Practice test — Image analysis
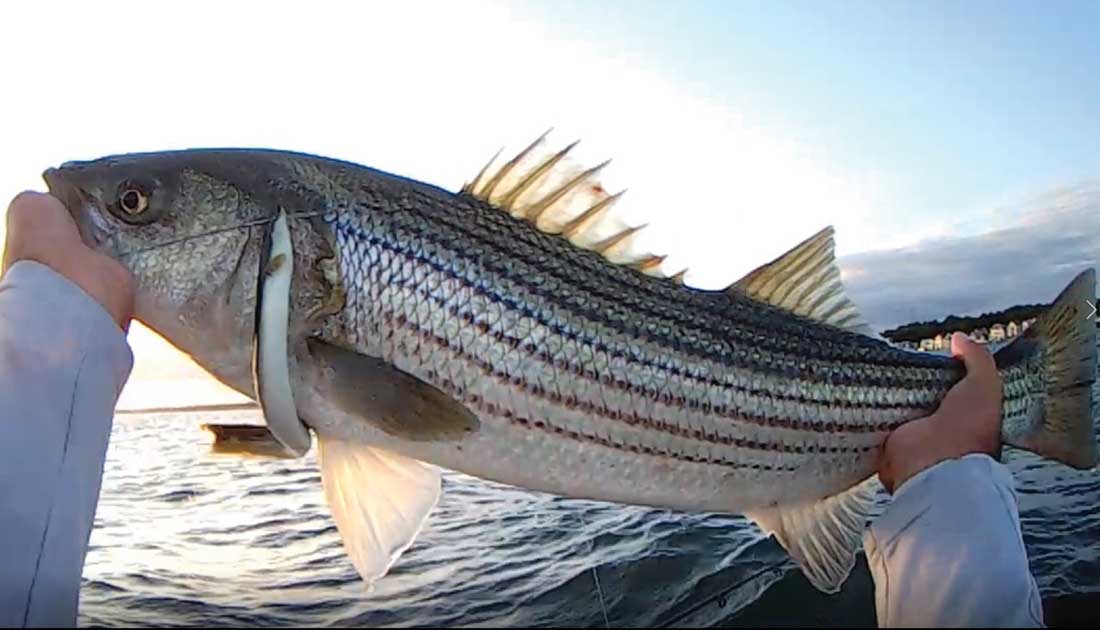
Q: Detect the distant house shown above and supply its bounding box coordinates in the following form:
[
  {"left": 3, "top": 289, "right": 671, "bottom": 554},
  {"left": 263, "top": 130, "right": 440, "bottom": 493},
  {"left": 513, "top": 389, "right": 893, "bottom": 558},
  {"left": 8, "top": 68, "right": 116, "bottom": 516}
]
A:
[
  {"left": 989, "top": 323, "right": 1006, "bottom": 342},
  {"left": 920, "top": 338, "right": 936, "bottom": 351},
  {"left": 970, "top": 328, "right": 988, "bottom": 343},
  {"left": 933, "top": 334, "right": 947, "bottom": 350},
  {"left": 1006, "top": 321, "right": 1019, "bottom": 338},
  {"left": 1022, "top": 318, "right": 1035, "bottom": 332}
]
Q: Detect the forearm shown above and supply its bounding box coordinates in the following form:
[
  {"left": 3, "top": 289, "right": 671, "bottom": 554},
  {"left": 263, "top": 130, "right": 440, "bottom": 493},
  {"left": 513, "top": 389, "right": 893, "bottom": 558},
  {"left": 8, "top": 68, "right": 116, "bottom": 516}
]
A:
[
  {"left": 0, "top": 260, "right": 133, "bottom": 628},
  {"left": 863, "top": 454, "right": 1044, "bottom": 627}
]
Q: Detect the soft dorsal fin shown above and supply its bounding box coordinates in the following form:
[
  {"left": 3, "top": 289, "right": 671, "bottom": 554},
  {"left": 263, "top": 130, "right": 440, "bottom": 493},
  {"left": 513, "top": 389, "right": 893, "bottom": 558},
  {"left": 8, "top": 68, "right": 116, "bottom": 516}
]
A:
[
  {"left": 462, "top": 131, "right": 681, "bottom": 280},
  {"left": 731, "top": 226, "right": 874, "bottom": 335}
]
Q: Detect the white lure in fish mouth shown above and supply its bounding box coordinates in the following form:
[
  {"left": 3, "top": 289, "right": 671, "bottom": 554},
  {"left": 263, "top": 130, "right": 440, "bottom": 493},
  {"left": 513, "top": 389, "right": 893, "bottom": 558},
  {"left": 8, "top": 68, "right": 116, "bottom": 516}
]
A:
[{"left": 252, "top": 207, "right": 313, "bottom": 457}]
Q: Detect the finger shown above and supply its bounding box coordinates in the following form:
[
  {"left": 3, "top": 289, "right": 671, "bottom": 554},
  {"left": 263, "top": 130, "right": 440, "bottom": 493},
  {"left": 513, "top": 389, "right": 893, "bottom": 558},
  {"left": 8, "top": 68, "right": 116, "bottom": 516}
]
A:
[
  {"left": 2, "top": 191, "right": 49, "bottom": 272},
  {"left": 6, "top": 190, "right": 84, "bottom": 255},
  {"left": 7, "top": 191, "right": 79, "bottom": 231},
  {"left": 878, "top": 455, "right": 896, "bottom": 494},
  {"left": 7, "top": 190, "right": 65, "bottom": 221},
  {"left": 950, "top": 332, "right": 997, "bottom": 381}
]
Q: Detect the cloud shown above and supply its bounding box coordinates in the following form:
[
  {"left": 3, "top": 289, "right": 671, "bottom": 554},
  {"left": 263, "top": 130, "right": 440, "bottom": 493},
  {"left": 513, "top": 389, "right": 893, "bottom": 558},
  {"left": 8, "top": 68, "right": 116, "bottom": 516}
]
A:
[{"left": 839, "top": 180, "right": 1100, "bottom": 333}]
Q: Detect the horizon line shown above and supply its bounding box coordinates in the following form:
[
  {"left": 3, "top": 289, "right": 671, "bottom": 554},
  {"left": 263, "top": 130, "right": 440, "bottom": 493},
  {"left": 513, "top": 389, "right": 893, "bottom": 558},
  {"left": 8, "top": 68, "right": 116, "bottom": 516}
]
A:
[{"left": 115, "top": 402, "right": 259, "bottom": 415}]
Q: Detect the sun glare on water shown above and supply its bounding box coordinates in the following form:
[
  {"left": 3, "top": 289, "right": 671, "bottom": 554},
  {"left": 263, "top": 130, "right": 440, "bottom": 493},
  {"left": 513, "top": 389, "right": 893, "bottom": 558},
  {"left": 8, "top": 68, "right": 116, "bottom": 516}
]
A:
[{"left": 114, "top": 325, "right": 253, "bottom": 411}]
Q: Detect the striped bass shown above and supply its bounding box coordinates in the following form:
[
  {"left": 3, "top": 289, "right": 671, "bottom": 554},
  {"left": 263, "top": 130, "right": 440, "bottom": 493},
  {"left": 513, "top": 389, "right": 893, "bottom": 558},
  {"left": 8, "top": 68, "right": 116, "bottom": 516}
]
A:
[{"left": 42, "top": 133, "right": 1098, "bottom": 594}]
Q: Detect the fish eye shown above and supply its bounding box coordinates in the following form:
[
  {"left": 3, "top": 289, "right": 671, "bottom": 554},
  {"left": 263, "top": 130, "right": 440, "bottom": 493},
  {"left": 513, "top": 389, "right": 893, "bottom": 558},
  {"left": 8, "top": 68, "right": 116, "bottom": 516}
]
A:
[{"left": 119, "top": 187, "right": 148, "bottom": 215}]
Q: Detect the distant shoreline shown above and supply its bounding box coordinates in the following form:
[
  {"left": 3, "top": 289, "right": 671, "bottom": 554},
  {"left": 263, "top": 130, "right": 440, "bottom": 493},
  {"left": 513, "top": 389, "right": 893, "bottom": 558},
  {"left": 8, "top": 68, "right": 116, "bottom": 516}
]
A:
[{"left": 115, "top": 402, "right": 259, "bottom": 415}]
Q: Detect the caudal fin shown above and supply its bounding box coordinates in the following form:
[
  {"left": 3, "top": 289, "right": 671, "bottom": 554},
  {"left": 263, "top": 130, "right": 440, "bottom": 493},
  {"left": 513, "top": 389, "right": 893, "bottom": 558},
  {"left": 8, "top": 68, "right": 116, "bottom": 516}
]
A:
[{"left": 996, "top": 268, "right": 1098, "bottom": 469}]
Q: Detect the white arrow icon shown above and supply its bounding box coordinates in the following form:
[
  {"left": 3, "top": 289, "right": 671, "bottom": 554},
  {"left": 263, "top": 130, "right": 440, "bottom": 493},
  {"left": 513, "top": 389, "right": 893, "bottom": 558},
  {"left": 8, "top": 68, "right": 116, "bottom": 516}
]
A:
[{"left": 1087, "top": 300, "right": 1097, "bottom": 320}]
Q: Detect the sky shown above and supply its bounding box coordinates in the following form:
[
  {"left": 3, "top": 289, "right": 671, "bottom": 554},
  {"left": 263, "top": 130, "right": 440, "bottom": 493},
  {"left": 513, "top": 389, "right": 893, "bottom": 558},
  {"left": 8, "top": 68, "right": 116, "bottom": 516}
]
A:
[{"left": 0, "top": 0, "right": 1096, "bottom": 409}]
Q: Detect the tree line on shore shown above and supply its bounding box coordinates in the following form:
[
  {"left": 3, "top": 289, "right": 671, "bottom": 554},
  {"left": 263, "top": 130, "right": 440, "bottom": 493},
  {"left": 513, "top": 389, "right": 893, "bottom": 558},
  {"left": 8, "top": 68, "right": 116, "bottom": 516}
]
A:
[{"left": 880, "top": 303, "right": 1049, "bottom": 343}]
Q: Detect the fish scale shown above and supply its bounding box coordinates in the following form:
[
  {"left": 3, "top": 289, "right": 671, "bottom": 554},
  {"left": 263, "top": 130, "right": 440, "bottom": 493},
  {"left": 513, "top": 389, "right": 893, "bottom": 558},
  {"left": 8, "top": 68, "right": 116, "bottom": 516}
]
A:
[
  {"left": 324, "top": 205, "right": 905, "bottom": 486},
  {"left": 352, "top": 218, "right": 919, "bottom": 415}
]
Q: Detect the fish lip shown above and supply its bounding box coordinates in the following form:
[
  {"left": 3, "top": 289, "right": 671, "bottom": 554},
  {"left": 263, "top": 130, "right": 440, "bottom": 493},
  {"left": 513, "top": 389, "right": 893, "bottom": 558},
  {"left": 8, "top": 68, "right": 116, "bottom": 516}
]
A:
[{"left": 41, "top": 167, "right": 107, "bottom": 250}]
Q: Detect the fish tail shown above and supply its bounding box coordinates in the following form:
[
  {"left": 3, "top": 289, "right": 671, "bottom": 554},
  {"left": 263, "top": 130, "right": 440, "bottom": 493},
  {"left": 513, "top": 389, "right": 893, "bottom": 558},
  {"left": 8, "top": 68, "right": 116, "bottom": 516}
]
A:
[{"left": 995, "top": 268, "right": 1097, "bottom": 469}]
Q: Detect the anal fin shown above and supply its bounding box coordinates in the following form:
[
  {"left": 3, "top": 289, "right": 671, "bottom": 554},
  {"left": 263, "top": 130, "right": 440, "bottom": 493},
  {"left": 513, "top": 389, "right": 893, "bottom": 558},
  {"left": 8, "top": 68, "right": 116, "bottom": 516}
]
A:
[
  {"left": 319, "top": 437, "right": 441, "bottom": 584},
  {"left": 743, "top": 476, "right": 884, "bottom": 594}
]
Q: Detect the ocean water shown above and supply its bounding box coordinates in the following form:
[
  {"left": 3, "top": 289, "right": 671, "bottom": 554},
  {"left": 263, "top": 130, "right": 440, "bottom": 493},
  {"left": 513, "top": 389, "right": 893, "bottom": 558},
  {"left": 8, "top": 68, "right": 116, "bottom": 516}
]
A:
[{"left": 79, "top": 404, "right": 1100, "bottom": 627}]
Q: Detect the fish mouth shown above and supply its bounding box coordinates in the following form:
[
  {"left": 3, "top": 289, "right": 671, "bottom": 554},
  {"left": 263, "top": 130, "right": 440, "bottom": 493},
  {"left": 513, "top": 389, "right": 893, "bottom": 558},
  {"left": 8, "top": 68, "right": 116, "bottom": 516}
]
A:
[{"left": 41, "top": 167, "right": 108, "bottom": 250}]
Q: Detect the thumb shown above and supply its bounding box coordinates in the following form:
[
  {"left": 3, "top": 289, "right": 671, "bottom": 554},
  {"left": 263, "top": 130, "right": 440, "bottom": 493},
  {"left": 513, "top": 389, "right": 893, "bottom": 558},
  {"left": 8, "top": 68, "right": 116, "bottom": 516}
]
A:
[{"left": 951, "top": 332, "right": 997, "bottom": 381}]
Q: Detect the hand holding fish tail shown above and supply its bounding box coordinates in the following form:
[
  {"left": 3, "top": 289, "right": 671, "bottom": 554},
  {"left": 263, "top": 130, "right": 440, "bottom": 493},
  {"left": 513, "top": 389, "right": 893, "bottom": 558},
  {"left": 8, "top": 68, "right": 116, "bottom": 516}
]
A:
[{"left": 878, "top": 332, "right": 1003, "bottom": 493}]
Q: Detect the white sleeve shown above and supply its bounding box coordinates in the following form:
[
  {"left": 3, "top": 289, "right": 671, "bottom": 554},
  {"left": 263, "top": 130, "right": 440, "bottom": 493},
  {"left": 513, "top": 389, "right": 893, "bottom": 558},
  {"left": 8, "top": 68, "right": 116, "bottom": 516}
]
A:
[
  {"left": 862, "top": 453, "right": 1045, "bottom": 628},
  {"left": 0, "top": 260, "right": 133, "bottom": 628}
]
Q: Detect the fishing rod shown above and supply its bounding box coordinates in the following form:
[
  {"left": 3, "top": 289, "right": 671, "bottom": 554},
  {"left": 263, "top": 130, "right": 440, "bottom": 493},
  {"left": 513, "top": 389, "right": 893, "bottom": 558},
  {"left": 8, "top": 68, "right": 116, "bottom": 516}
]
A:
[{"left": 657, "top": 558, "right": 791, "bottom": 628}]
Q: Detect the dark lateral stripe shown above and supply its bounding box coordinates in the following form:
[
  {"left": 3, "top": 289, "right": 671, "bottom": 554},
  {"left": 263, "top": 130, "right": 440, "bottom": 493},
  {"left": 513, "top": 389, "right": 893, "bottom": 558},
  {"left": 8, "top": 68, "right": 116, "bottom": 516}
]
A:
[
  {"left": 386, "top": 288, "right": 1041, "bottom": 440},
  {"left": 373, "top": 269, "right": 926, "bottom": 432},
  {"left": 395, "top": 195, "right": 951, "bottom": 373},
  {"left": 381, "top": 309, "right": 895, "bottom": 453},
  {"left": 337, "top": 220, "right": 948, "bottom": 418},
  {"left": 336, "top": 215, "right": 951, "bottom": 388},
  {"left": 421, "top": 196, "right": 808, "bottom": 343},
  {"left": 504, "top": 411, "right": 802, "bottom": 472},
  {"left": 404, "top": 323, "right": 867, "bottom": 471}
]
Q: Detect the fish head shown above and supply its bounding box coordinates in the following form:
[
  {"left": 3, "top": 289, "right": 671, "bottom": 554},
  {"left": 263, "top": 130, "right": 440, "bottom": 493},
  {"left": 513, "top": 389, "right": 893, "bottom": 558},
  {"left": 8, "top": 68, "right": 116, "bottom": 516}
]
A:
[{"left": 42, "top": 149, "right": 312, "bottom": 396}]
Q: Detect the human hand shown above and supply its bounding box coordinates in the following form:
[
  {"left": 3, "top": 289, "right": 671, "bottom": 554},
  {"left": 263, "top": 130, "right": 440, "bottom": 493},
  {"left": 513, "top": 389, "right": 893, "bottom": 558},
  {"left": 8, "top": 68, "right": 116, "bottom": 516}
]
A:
[
  {"left": 3, "top": 191, "right": 134, "bottom": 331},
  {"left": 878, "top": 332, "right": 1003, "bottom": 494}
]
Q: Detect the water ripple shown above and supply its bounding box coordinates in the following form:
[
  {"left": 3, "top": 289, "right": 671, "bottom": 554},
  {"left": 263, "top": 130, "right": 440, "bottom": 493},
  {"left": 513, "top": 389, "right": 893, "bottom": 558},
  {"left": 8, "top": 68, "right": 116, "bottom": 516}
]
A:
[{"left": 79, "top": 410, "right": 1100, "bottom": 627}]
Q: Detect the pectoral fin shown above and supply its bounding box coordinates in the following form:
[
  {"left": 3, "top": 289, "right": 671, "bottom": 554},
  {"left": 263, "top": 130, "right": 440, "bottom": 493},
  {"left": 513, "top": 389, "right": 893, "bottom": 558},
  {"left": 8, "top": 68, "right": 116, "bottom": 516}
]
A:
[
  {"left": 743, "top": 476, "right": 884, "bottom": 593},
  {"left": 306, "top": 337, "right": 480, "bottom": 442},
  {"left": 319, "top": 437, "right": 441, "bottom": 585}
]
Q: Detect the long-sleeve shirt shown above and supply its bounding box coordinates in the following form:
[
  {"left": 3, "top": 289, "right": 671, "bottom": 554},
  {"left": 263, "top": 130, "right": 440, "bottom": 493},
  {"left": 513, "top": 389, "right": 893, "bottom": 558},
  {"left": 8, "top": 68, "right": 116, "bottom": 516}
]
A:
[
  {"left": 863, "top": 453, "right": 1046, "bottom": 627},
  {"left": 0, "top": 260, "right": 133, "bottom": 628},
  {"left": 0, "top": 259, "right": 1045, "bottom": 627}
]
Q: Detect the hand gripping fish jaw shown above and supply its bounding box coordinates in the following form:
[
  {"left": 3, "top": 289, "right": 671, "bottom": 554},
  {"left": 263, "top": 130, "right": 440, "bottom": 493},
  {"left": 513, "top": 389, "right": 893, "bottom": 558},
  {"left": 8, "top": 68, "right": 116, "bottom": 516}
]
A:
[{"left": 251, "top": 207, "right": 312, "bottom": 457}]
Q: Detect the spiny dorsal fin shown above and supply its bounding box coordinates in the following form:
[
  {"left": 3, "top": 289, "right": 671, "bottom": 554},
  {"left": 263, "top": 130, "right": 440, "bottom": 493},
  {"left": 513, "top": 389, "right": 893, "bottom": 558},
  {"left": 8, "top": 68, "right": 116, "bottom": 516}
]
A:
[
  {"left": 731, "top": 226, "right": 874, "bottom": 335},
  {"left": 462, "top": 132, "right": 681, "bottom": 279}
]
